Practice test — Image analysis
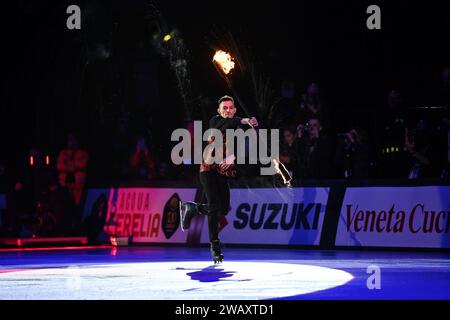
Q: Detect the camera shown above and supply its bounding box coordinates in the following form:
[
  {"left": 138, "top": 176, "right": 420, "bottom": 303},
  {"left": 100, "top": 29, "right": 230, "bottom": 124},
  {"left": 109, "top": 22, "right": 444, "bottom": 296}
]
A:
[{"left": 296, "top": 122, "right": 310, "bottom": 137}]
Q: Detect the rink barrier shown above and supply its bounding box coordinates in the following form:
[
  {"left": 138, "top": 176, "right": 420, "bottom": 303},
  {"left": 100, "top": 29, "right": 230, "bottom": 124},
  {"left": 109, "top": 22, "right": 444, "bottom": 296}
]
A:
[{"left": 81, "top": 178, "right": 450, "bottom": 250}]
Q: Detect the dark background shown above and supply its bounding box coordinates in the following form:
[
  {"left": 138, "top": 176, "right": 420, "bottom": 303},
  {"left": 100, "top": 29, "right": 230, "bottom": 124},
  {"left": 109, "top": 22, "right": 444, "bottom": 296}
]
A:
[{"left": 1, "top": 0, "right": 449, "bottom": 181}]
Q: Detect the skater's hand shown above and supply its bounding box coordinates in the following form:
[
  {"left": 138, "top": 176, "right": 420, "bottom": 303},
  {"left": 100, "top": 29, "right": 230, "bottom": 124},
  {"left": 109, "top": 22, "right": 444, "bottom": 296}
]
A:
[
  {"left": 248, "top": 117, "right": 258, "bottom": 127},
  {"left": 241, "top": 117, "right": 259, "bottom": 127}
]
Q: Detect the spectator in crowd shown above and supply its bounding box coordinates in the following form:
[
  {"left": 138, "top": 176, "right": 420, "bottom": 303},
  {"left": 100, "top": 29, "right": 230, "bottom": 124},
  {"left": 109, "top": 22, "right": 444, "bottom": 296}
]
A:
[
  {"left": 300, "top": 83, "right": 321, "bottom": 114},
  {"left": 404, "top": 119, "right": 434, "bottom": 179},
  {"left": 335, "top": 126, "right": 376, "bottom": 179},
  {"left": 6, "top": 175, "right": 34, "bottom": 237},
  {"left": 296, "top": 116, "right": 333, "bottom": 180},
  {"left": 296, "top": 82, "right": 330, "bottom": 132},
  {"left": 376, "top": 89, "right": 411, "bottom": 179},
  {"left": 277, "top": 80, "right": 297, "bottom": 127},
  {"left": 35, "top": 191, "right": 58, "bottom": 237},
  {"left": 56, "top": 133, "right": 89, "bottom": 207},
  {"left": 36, "top": 174, "right": 76, "bottom": 236},
  {"left": 129, "top": 136, "right": 157, "bottom": 180},
  {"left": 279, "top": 127, "right": 301, "bottom": 180}
]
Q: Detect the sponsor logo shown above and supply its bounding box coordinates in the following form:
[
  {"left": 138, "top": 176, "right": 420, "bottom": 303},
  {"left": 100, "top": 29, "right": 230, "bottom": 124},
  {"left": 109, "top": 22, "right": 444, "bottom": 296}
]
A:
[
  {"left": 105, "top": 190, "right": 161, "bottom": 238},
  {"left": 233, "top": 202, "right": 323, "bottom": 230},
  {"left": 345, "top": 203, "right": 450, "bottom": 234},
  {"left": 161, "top": 193, "right": 181, "bottom": 239}
]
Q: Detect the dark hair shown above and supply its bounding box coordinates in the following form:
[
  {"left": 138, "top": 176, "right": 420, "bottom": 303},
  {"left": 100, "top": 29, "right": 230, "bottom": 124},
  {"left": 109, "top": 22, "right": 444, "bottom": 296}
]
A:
[
  {"left": 218, "top": 95, "right": 234, "bottom": 105},
  {"left": 282, "top": 126, "right": 297, "bottom": 135}
]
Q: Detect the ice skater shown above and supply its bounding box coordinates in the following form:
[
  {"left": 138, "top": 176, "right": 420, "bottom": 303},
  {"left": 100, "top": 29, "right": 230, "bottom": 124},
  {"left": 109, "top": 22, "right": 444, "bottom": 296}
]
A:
[{"left": 179, "top": 95, "right": 258, "bottom": 263}]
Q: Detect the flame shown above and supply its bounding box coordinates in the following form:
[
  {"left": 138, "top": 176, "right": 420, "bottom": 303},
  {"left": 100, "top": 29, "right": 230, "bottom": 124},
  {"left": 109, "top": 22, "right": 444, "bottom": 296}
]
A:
[{"left": 213, "top": 50, "right": 235, "bottom": 75}]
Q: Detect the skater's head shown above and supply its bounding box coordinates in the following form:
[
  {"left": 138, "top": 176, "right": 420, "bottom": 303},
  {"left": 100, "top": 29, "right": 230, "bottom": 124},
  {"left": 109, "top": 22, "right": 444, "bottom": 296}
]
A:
[{"left": 217, "top": 95, "right": 236, "bottom": 119}]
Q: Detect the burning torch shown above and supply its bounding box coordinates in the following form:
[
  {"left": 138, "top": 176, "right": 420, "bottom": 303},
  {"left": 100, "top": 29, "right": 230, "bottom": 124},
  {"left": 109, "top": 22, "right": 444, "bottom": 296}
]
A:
[{"left": 212, "top": 50, "right": 293, "bottom": 187}]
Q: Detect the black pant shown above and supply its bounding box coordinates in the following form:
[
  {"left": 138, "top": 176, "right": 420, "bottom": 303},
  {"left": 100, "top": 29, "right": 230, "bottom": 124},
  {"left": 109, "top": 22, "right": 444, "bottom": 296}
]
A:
[{"left": 199, "top": 171, "right": 230, "bottom": 242}]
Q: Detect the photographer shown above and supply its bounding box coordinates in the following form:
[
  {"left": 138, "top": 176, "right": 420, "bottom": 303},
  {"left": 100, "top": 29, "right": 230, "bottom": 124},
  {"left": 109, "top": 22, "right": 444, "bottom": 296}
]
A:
[
  {"left": 296, "top": 83, "right": 331, "bottom": 133},
  {"left": 335, "top": 127, "right": 375, "bottom": 179},
  {"left": 296, "top": 117, "right": 333, "bottom": 181},
  {"left": 375, "top": 89, "right": 411, "bottom": 179}
]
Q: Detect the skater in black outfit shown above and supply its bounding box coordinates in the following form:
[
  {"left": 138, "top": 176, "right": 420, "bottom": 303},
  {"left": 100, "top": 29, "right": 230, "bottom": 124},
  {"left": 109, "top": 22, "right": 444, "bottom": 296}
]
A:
[{"left": 180, "top": 95, "right": 258, "bottom": 263}]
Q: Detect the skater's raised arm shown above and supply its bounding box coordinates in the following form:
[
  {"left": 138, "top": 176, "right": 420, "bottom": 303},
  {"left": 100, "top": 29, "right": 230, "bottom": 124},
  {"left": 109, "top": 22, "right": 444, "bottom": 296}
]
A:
[{"left": 210, "top": 115, "right": 242, "bottom": 131}]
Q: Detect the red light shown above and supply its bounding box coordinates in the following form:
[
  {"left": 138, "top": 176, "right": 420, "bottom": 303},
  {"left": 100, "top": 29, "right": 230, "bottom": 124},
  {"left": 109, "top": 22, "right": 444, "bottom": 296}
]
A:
[
  {"left": 29, "top": 156, "right": 34, "bottom": 166},
  {"left": 46, "top": 155, "right": 50, "bottom": 166},
  {"left": 17, "top": 239, "right": 22, "bottom": 247},
  {"left": 110, "top": 236, "right": 118, "bottom": 246},
  {"left": 0, "top": 245, "right": 111, "bottom": 253}
]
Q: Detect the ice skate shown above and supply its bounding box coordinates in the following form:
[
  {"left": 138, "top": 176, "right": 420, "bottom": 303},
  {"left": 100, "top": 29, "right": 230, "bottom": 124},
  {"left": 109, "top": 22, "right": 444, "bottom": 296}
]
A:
[
  {"left": 210, "top": 240, "right": 224, "bottom": 264},
  {"left": 179, "top": 201, "right": 200, "bottom": 231}
]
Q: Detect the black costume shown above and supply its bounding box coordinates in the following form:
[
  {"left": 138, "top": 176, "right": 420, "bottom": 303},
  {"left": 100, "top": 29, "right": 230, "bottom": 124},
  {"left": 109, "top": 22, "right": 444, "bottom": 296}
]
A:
[
  {"left": 180, "top": 114, "right": 244, "bottom": 263},
  {"left": 201, "top": 115, "right": 242, "bottom": 240}
]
